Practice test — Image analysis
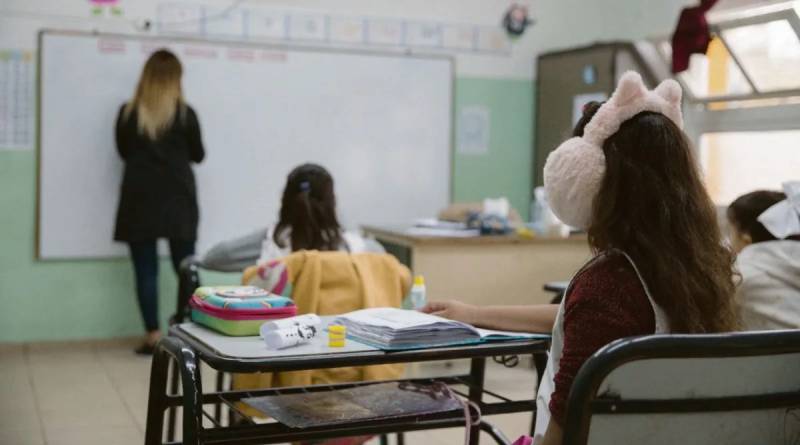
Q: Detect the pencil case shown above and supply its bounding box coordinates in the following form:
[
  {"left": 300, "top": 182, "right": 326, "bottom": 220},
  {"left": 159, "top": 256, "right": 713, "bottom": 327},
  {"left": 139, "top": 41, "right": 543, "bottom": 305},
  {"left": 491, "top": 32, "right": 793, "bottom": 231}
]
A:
[{"left": 189, "top": 286, "right": 297, "bottom": 336}]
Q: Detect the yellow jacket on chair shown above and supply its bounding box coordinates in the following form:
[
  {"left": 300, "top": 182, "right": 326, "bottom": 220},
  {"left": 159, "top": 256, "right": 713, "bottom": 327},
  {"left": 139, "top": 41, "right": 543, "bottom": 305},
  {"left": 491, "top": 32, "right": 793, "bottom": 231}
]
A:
[{"left": 235, "top": 251, "right": 411, "bottom": 417}]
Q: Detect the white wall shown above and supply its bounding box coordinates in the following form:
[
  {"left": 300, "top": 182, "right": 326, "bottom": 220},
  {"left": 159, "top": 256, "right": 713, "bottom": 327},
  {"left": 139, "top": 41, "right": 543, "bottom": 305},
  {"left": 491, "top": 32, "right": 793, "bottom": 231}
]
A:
[{"left": 1, "top": 0, "right": 695, "bottom": 79}]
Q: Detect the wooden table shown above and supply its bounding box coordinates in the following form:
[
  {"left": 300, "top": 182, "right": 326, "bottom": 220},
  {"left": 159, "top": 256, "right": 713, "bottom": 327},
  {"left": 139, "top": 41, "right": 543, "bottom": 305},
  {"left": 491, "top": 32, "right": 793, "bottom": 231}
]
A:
[{"left": 362, "top": 225, "right": 591, "bottom": 306}]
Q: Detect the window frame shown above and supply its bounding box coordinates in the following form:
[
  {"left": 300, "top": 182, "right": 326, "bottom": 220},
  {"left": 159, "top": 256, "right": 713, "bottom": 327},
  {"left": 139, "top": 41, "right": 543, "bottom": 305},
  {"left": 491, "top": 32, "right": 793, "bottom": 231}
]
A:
[{"left": 656, "top": 4, "right": 800, "bottom": 104}]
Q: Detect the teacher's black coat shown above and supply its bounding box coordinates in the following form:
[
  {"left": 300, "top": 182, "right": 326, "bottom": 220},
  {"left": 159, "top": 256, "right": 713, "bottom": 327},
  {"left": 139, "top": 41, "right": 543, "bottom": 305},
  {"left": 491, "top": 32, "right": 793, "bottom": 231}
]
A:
[{"left": 113, "top": 104, "right": 205, "bottom": 242}]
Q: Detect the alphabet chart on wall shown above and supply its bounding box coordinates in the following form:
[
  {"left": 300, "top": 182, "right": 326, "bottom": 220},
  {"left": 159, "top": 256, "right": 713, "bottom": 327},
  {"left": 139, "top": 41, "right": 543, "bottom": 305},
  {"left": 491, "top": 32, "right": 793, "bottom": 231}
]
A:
[{"left": 0, "top": 50, "right": 35, "bottom": 151}]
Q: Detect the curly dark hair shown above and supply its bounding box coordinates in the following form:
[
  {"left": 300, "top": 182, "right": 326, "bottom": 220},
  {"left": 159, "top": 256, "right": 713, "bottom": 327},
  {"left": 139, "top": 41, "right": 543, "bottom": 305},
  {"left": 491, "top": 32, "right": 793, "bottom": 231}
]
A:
[{"left": 575, "top": 101, "right": 739, "bottom": 333}]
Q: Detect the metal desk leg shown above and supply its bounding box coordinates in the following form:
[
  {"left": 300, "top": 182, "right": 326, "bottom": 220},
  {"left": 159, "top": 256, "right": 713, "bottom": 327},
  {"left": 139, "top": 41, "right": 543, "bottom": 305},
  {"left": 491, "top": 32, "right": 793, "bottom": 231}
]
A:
[
  {"left": 214, "top": 371, "right": 225, "bottom": 422},
  {"left": 468, "top": 357, "right": 487, "bottom": 445},
  {"left": 145, "top": 340, "right": 171, "bottom": 445},
  {"left": 166, "top": 358, "right": 179, "bottom": 442},
  {"left": 145, "top": 336, "right": 205, "bottom": 445},
  {"left": 480, "top": 421, "right": 511, "bottom": 445}
]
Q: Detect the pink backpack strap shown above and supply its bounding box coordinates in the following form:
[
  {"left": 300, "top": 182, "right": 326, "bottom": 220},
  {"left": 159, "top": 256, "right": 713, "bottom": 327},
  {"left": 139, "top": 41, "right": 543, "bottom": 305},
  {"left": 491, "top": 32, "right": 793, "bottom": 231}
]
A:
[{"left": 512, "top": 436, "right": 533, "bottom": 445}]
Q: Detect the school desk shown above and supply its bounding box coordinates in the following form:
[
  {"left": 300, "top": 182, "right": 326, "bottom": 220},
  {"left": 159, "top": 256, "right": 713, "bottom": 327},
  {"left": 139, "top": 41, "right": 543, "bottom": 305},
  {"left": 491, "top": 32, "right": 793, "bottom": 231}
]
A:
[
  {"left": 361, "top": 225, "right": 591, "bottom": 306},
  {"left": 144, "top": 321, "right": 549, "bottom": 445}
]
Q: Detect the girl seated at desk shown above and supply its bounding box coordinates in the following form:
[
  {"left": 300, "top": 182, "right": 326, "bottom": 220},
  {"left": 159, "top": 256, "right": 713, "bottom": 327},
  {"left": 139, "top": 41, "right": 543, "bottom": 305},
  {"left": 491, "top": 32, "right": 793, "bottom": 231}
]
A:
[
  {"left": 727, "top": 185, "right": 800, "bottom": 330},
  {"left": 258, "top": 163, "right": 373, "bottom": 261},
  {"left": 202, "top": 163, "right": 382, "bottom": 272},
  {"left": 423, "top": 72, "right": 739, "bottom": 445}
]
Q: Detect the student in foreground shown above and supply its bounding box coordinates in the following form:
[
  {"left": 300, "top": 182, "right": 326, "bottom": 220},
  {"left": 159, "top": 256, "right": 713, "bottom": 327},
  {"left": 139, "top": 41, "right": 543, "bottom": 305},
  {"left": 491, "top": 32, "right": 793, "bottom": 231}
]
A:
[
  {"left": 727, "top": 183, "right": 800, "bottom": 330},
  {"left": 422, "top": 71, "right": 738, "bottom": 445}
]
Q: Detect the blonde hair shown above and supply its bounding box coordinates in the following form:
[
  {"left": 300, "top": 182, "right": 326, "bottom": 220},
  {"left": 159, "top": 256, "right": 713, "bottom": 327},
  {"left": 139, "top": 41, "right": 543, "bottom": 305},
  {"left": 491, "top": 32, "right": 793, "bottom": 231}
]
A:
[{"left": 124, "top": 49, "right": 184, "bottom": 140}]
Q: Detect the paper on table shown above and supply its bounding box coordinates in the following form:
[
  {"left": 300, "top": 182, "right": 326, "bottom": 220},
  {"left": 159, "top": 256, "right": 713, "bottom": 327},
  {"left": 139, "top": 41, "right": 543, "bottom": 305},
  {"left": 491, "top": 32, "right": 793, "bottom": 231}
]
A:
[
  {"left": 475, "top": 327, "right": 550, "bottom": 340},
  {"left": 337, "top": 308, "right": 471, "bottom": 330},
  {"left": 405, "top": 227, "right": 480, "bottom": 238},
  {"left": 414, "top": 218, "right": 468, "bottom": 230},
  {"left": 333, "top": 308, "right": 549, "bottom": 350}
]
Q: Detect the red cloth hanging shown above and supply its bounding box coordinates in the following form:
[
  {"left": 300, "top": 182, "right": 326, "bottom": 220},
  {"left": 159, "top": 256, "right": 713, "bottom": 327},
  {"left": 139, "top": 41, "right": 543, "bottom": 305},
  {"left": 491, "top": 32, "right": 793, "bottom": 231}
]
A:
[{"left": 671, "top": 0, "right": 719, "bottom": 74}]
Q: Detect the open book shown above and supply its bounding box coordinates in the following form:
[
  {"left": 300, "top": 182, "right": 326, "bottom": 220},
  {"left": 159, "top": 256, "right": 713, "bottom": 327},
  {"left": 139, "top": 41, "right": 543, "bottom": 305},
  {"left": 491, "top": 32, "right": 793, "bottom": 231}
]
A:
[{"left": 332, "top": 308, "right": 550, "bottom": 350}]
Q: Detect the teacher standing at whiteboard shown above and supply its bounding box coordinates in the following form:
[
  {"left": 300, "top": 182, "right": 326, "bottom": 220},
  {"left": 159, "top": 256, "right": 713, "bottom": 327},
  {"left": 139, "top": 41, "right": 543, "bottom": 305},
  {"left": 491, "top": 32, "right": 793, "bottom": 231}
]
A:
[{"left": 113, "top": 49, "right": 205, "bottom": 354}]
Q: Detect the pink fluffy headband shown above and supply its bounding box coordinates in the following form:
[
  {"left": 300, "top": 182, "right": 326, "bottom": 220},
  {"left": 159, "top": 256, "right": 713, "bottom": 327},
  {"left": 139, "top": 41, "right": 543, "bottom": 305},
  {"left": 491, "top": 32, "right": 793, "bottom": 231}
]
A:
[{"left": 542, "top": 71, "right": 684, "bottom": 229}]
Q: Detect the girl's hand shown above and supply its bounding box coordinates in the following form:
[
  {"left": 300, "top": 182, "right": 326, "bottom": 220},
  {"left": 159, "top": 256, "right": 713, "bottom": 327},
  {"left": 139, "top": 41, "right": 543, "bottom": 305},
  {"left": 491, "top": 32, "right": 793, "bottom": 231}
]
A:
[{"left": 420, "top": 300, "right": 479, "bottom": 325}]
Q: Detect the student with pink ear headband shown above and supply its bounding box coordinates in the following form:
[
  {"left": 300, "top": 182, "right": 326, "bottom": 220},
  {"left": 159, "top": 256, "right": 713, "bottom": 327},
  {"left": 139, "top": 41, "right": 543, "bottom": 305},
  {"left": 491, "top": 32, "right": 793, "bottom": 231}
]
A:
[
  {"left": 423, "top": 71, "right": 738, "bottom": 444},
  {"left": 543, "top": 71, "right": 684, "bottom": 230}
]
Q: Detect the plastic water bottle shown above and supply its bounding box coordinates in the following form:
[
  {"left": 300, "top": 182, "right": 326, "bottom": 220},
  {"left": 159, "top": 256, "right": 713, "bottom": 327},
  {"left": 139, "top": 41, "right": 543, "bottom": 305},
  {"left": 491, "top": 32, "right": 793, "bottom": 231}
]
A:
[
  {"left": 529, "top": 187, "right": 545, "bottom": 235},
  {"left": 409, "top": 275, "right": 427, "bottom": 310}
]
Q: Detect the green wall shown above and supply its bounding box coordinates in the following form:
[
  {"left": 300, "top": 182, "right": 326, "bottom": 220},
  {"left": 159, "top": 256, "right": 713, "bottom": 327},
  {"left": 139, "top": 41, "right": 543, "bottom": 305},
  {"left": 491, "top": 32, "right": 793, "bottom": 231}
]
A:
[
  {"left": 453, "top": 77, "right": 534, "bottom": 218},
  {"left": 0, "top": 76, "right": 535, "bottom": 342}
]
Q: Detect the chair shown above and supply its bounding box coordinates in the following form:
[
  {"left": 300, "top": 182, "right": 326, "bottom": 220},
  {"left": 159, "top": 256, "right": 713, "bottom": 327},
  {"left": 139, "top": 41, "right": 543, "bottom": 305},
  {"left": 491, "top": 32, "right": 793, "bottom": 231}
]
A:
[
  {"left": 562, "top": 329, "right": 800, "bottom": 445},
  {"left": 543, "top": 280, "right": 569, "bottom": 304}
]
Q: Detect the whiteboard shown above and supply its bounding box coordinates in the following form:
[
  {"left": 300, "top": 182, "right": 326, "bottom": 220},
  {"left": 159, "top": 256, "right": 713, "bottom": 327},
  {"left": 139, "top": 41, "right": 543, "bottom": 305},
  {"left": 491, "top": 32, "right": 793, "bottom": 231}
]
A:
[{"left": 38, "top": 31, "right": 452, "bottom": 259}]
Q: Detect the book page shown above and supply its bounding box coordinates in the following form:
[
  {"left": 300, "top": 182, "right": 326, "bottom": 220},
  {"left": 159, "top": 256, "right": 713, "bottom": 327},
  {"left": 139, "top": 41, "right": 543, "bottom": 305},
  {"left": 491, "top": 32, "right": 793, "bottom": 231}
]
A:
[
  {"left": 338, "top": 308, "right": 472, "bottom": 331},
  {"left": 475, "top": 327, "right": 551, "bottom": 339}
]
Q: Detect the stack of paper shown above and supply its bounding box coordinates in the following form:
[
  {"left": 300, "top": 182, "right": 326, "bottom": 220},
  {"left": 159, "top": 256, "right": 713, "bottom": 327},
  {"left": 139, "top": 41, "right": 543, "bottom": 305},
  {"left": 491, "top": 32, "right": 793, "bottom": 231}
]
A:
[
  {"left": 409, "top": 218, "right": 480, "bottom": 237},
  {"left": 332, "top": 308, "right": 548, "bottom": 350}
]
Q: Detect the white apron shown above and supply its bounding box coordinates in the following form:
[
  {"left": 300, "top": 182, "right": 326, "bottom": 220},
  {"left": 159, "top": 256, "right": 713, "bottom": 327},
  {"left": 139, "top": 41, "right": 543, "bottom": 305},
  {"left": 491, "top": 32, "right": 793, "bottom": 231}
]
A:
[{"left": 533, "top": 250, "right": 671, "bottom": 443}]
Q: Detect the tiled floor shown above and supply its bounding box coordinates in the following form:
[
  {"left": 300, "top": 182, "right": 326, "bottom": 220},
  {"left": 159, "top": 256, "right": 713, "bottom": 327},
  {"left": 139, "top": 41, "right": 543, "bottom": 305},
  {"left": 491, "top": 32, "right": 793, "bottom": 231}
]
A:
[{"left": 0, "top": 340, "right": 539, "bottom": 445}]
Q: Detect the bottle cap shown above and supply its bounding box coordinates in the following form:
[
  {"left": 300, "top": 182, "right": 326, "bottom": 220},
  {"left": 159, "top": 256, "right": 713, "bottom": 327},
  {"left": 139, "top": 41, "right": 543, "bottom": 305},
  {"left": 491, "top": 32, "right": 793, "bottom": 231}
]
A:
[
  {"left": 328, "top": 324, "right": 346, "bottom": 334},
  {"left": 413, "top": 275, "right": 425, "bottom": 286}
]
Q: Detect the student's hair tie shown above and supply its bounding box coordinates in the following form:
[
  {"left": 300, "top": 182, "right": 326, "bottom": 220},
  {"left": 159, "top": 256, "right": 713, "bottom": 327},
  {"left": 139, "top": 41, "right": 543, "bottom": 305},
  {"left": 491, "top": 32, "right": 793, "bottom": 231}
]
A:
[
  {"left": 299, "top": 181, "right": 311, "bottom": 193},
  {"left": 758, "top": 181, "right": 800, "bottom": 239},
  {"left": 543, "top": 71, "right": 684, "bottom": 229}
]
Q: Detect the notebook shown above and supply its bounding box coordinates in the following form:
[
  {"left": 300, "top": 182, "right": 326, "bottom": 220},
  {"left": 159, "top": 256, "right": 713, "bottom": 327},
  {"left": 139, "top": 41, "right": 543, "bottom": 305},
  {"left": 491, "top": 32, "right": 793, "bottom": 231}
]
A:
[{"left": 332, "top": 307, "right": 550, "bottom": 350}]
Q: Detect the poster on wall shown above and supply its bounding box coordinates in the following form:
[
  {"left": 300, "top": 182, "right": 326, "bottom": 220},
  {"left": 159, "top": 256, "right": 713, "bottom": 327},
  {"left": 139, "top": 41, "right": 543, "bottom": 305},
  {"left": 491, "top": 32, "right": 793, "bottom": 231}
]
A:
[
  {"left": 289, "top": 15, "right": 327, "bottom": 41},
  {"left": 248, "top": 10, "right": 288, "bottom": 40},
  {"left": 204, "top": 6, "right": 245, "bottom": 37},
  {"left": 0, "top": 49, "right": 35, "bottom": 151},
  {"left": 457, "top": 106, "right": 490, "bottom": 155},
  {"left": 156, "top": 2, "right": 512, "bottom": 54},
  {"left": 330, "top": 17, "right": 365, "bottom": 44}
]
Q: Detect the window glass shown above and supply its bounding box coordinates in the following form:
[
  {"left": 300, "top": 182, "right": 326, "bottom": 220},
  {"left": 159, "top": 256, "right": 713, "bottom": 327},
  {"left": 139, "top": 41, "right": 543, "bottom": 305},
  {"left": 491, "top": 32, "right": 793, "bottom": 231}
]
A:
[
  {"left": 722, "top": 19, "right": 800, "bottom": 91},
  {"left": 659, "top": 40, "right": 752, "bottom": 98},
  {"left": 700, "top": 131, "right": 800, "bottom": 205}
]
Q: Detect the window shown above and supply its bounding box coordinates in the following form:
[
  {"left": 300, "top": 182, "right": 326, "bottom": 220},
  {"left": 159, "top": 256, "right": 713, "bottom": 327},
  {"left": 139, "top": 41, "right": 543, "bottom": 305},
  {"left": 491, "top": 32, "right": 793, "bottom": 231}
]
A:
[
  {"left": 655, "top": 2, "right": 800, "bottom": 102},
  {"left": 722, "top": 19, "right": 800, "bottom": 91},
  {"left": 699, "top": 131, "right": 800, "bottom": 205},
  {"left": 659, "top": 40, "right": 752, "bottom": 98}
]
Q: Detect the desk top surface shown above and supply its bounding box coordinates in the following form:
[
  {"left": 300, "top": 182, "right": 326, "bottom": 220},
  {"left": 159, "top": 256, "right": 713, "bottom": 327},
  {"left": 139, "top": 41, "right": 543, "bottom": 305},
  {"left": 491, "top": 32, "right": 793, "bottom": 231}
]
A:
[
  {"left": 361, "top": 225, "right": 588, "bottom": 247},
  {"left": 178, "top": 320, "right": 378, "bottom": 359},
  {"left": 170, "top": 322, "right": 549, "bottom": 373}
]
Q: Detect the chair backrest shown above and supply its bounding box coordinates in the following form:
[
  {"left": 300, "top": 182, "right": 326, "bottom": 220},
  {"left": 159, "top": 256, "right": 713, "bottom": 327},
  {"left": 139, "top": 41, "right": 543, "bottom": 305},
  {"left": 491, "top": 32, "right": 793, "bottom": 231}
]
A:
[
  {"left": 563, "top": 330, "right": 800, "bottom": 445},
  {"left": 172, "top": 255, "right": 202, "bottom": 324}
]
